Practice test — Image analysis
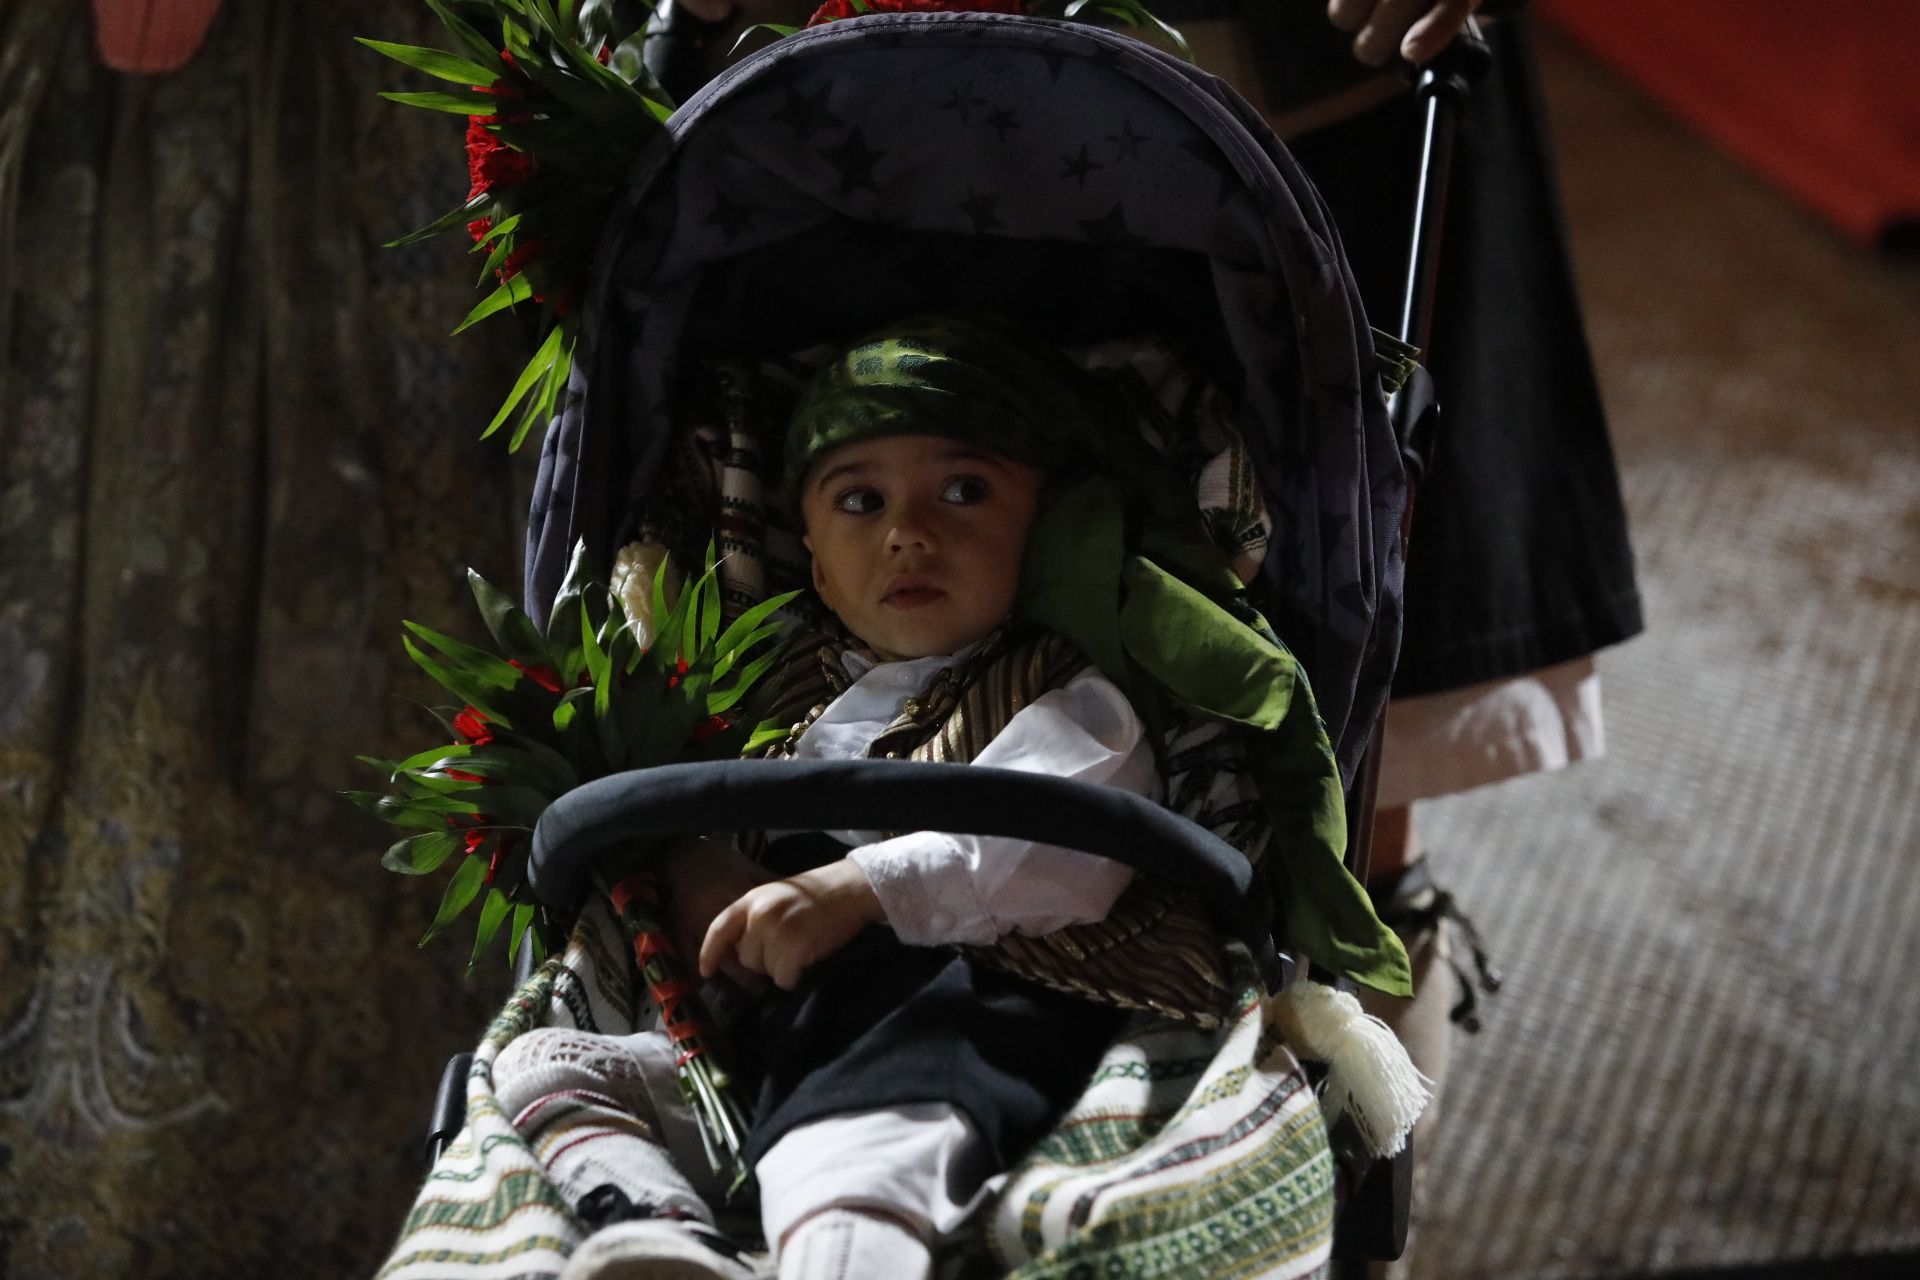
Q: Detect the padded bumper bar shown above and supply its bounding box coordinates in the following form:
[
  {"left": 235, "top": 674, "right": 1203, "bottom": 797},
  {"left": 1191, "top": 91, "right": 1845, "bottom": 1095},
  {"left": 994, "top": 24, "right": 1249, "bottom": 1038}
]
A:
[{"left": 529, "top": 758, "right": 1293, "bottom": 991}]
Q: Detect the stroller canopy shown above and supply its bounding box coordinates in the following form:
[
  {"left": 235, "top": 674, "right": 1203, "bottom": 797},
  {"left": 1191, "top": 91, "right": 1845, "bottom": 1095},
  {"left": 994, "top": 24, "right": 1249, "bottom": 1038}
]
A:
[{"left": 527, "top": 11, "right": 1406, "bottom": 777}]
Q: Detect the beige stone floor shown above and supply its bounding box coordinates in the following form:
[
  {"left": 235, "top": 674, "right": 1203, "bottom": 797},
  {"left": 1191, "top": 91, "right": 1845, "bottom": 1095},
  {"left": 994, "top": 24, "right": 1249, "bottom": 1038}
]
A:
[{"left": 1398, "top": 26, "right": 1920, "bottom": 1280}]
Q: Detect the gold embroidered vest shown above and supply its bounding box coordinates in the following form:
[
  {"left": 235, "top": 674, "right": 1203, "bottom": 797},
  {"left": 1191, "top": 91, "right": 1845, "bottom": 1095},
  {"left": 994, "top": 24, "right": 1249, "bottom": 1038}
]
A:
[{"left": 756, "top": 625, "right": 1238, "bottom": 1027}]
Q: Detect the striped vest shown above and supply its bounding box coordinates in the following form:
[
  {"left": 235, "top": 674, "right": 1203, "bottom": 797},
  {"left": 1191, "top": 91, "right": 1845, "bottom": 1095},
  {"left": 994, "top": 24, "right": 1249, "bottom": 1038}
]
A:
[{"left": 756, "top": 625, "right": 1244, "bottom": 1027}]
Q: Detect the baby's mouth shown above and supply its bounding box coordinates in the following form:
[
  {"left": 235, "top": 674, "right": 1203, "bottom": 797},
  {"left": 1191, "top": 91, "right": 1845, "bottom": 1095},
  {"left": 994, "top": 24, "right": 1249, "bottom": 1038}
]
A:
[{"left": 883, "top": 580, "right": 946, "bottom": 609}]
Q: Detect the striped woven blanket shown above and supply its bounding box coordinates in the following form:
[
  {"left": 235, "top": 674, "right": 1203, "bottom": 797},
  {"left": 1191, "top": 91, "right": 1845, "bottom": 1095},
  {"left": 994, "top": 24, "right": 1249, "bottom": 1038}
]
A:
[
  {"left": 374, "top": 904, "right": 1331, "bottom": 1280},
  {"left": 991, "top": 955, "right": 1334, "bottom": 1279}
]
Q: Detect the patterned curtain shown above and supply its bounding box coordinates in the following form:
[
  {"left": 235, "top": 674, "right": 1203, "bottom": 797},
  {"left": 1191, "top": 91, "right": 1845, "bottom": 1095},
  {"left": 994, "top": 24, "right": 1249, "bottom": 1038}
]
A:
[{"left": 1, "top": 2, "right": 538, "bottom": 1274}]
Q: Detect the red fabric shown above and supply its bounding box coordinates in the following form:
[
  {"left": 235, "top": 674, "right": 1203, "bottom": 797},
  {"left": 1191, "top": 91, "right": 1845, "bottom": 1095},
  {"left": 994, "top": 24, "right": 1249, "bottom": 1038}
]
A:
[
  {"left": 1540, "top": 0, "right": 1920, "bottom": 246},
  {"left": 92, "top": 0, "right": 225, "bottom": 73}
]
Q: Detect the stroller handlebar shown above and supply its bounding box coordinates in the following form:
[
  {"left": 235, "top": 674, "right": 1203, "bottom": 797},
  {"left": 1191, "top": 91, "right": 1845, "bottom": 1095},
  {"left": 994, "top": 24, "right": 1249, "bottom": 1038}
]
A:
[{"left": 529, "top": 758, "right": 1294, "bottom": 992}]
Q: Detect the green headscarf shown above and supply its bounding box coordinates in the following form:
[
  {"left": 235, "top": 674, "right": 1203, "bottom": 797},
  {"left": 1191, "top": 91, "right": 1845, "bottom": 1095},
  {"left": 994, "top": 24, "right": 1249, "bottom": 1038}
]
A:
[{"left": 787, "top": 314, "right": 1410, "bottom": 996}]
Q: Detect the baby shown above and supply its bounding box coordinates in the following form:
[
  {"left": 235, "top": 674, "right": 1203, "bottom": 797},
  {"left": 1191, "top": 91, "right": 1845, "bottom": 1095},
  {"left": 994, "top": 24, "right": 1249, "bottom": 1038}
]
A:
[
  {"left": 720, "top": 478, "right": 1155, "bottom": 1263},
  {"left": 533, "top": 315, "right": 1167, "bottom": 1280}
]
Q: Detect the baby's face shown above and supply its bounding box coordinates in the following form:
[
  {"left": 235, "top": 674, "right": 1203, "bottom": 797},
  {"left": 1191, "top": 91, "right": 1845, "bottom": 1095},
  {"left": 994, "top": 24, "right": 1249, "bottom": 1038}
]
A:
[{"left": 800, "top": 434, "right": 1045, "bottom": 661}]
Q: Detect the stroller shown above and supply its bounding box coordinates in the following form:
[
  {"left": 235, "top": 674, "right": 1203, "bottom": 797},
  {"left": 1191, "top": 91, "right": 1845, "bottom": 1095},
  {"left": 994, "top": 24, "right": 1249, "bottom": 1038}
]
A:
[{"left": 378, "top": 8, "right": 1471, "bottom": 1278}]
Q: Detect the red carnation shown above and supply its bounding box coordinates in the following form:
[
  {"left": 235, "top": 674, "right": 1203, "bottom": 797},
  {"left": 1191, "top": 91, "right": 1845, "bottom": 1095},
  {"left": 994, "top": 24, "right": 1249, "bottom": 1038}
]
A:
[
  {"left": 692, "top": 715, "right": 732, "bottom": 744},
  {"left": 509, "top": 659, "right": 565, "bottom": 693},
  {"left": 499, "top": 238, "right": 549, "bottom": 286},
  {"left": 464, "top": 113, "right": 540, "bottom": 277},
  {"left": 464, "top": 116, "right": 534, "bottom": 204},
  {"left": 446, "top": 768, "right": 485, "bottom": 784},
  {"left": 467, "top": 209, "right": 547, "bottom": 287},
  {"left": 806, "top": 0, "right": 1023, "bottom": 26},
  {"left": 454, "top": 706, "right": 494, "bottom": 745},
  {"left": 463, "top": 828, "right": 488, "bottom": 857},
  {"left": 463, "top": 59, "right": 538, "bottom": 263}
]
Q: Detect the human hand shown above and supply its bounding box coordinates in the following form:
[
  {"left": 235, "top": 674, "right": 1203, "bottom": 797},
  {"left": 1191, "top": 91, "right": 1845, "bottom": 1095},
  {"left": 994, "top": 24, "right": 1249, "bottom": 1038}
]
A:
[
  {"left": 698, "top": 860, "right": 886, "bottom": 991},
  {"left": 657, "top": 838, "right": 774, "bottom": 989},
  {"left": 1327, "top": 0, "right": 1481, "bottom": 68}
]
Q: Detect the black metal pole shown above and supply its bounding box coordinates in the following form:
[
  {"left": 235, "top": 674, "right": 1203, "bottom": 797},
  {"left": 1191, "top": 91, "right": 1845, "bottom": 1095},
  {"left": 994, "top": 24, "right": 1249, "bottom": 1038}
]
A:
[
  {"left": 1397, "top": 19, "right": 1492, "bottom": 352},
  {"left": 1398, "top": 92, "right": 1458, "bottom": 349},
  {"left": 1346, "top": 21, "right": 1492, "bottom": 891}
]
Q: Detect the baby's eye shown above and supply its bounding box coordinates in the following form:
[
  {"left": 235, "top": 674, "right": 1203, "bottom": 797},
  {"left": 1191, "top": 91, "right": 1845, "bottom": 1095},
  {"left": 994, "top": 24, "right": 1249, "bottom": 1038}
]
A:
[
  {"left": 834, "top": 487, "right": 883, "bottom": 515},
  {"left": 940, "top": 475, "right": 989, "bottom": 505}
]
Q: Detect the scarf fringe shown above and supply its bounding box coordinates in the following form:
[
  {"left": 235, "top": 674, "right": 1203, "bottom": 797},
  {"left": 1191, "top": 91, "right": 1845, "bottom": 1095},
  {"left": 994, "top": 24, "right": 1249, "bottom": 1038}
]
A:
[{"left": 1270, "top": 980, "right": 1431, "bottom": 1158}]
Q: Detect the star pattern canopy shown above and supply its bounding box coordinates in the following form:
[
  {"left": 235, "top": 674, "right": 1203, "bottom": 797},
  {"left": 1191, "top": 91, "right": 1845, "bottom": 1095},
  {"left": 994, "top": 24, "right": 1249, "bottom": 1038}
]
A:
[{"left": 527, "top": 11, "right": 1405, "bottom": 779}]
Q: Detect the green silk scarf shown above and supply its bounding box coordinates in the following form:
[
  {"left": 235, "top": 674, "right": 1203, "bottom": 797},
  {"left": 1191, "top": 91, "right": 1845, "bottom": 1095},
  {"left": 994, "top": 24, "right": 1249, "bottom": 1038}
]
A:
[{"left": 786, "top": 314, "right": 1409, "bottom": 995}]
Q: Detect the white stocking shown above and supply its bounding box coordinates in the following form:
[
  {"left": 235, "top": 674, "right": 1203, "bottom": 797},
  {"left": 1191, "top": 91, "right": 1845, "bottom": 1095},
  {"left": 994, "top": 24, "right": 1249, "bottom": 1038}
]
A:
[
  {"left": 756, "top": 1103, "right": 994, "bottom": 1278},
  {"left": 778, "top": 1209, "right": 931, "bottom": 1280}
]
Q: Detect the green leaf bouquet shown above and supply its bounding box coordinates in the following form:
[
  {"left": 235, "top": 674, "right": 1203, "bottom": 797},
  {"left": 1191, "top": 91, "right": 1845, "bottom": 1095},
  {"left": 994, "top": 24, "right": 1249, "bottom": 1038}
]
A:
[{"left": 351, "top": 540, "right": 797, "bottom": 1183}]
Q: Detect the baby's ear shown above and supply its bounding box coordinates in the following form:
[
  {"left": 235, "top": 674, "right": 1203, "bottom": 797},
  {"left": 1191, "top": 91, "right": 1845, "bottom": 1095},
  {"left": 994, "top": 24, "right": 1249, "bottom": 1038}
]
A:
[{"left": 803, "top": 535, "right": 828, "bottom": 598}]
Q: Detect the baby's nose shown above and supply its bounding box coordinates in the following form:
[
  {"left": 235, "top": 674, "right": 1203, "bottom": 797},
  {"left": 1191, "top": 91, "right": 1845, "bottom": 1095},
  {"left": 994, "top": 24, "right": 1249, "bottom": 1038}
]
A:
[{"left": 886, "top": 510, "right": 937, "bottom": 551}]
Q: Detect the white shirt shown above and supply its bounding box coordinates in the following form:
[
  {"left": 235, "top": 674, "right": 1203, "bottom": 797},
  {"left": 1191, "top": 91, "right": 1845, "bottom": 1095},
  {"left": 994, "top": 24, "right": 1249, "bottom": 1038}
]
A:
[{"left": 790, "top": 649, "right": 1157, "bottom": 946}]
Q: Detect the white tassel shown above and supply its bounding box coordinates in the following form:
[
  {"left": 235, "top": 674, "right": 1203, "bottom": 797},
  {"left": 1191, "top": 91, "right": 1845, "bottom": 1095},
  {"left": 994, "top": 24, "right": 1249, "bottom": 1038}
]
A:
[{"left": 1269, "top": 982, "right": 1431, "bottom": 1158}]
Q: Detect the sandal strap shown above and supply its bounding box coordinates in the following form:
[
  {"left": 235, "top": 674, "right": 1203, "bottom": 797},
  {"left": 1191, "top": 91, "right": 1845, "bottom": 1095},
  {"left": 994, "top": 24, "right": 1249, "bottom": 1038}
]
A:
[
  {"left": 1367, "top": 858, "right": 1504, "bottom": 1031},
  {"left": 576, "top": 1185, "right": 757, "bottom": 1264}
]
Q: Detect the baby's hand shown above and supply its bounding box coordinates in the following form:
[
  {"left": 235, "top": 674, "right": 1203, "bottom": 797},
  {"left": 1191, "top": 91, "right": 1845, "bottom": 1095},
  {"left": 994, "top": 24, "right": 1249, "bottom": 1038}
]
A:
[{"left": 698, "top": 860, "right": 886, "bottom": 992}]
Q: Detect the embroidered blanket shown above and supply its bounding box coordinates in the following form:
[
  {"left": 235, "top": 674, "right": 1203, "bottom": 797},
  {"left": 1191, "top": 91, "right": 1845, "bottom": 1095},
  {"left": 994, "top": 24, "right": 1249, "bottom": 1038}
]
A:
[{"left": 375, "top": 914, "right": 1331, "bottom": 1280}]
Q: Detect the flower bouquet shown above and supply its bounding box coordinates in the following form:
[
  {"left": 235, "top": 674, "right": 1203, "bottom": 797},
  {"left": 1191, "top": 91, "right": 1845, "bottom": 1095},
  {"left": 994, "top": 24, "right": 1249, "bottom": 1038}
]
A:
[
  {"left": 358, "top": 0, "right": 674, "bottom": 450},
  {"left": 350, "top": 541, "right": 797, "bottom": 1183}
]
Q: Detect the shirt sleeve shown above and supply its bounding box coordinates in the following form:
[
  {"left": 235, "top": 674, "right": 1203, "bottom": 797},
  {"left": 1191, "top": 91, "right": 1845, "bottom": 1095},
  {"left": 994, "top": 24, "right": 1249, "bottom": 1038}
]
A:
[{"left": 846, "top": 669, "right": 1158, "bottom": 946}]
